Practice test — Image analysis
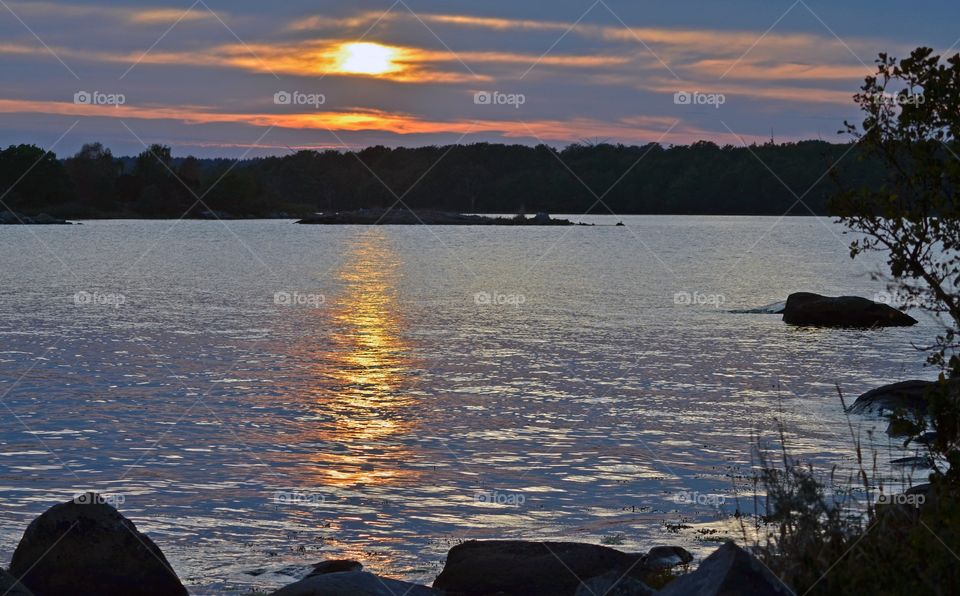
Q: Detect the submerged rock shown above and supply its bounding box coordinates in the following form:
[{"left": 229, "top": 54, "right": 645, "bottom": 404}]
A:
[
  {"left": 270, "top": 571, "right": 439, "bottom": 595},
  {"left": 9, "top": 493, "right": 187, "bottom": 596},
  {"left": 782, "top": 292, "right": 917, "bottom": 327},
  {"left": 658, "top": 542, "right": 791, "bottom": 596},
  {"left": 729, "top": 301, "right": 786, "bottom": 315},
  {"left": 432, "top": 540, "right": 647, "bottom": 596}
]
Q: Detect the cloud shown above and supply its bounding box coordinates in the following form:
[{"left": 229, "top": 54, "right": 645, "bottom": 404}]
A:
[
  {"left": 2, "top": 1, "right": 216, "bottom": 25},
  {"left": 0, "top": 97, "right": 769, "bottom": 146}
]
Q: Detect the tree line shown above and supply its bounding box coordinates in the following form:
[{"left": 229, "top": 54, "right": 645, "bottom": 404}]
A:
[{"left": 0, "top": 139, "right": 884, "bottom": 218}]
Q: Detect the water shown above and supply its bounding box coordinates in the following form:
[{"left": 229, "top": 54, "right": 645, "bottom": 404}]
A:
[{"left": 0, "top": 216, "right": 938, "bottom": 593}]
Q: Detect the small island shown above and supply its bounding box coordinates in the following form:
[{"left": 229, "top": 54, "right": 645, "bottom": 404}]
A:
[{"left": 296, "top": 209, "right": 589, "bottom": 226}]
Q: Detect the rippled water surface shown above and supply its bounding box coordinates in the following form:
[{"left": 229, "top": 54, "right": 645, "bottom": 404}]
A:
[{"left": 0, "top": 217, "right": 938, "bottom": 592}]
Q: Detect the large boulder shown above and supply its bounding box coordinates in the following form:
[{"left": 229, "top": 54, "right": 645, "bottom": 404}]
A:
[
  {"left": 270, "top": 571, "right": 439, "bottom": 596},
  {"left": 0, "top": 569, "right": 34, "bottom": 596},
  {"left": 782, "top": 292, "right": 917, "bottom": 328},
  {"left": 432, "top": 540, "right": 649, "bottom": 596},
  {"left": 658, "top": 542, "right": 791, "bottom": 596},
  {"left": 9, "top": 494, "right": 187, "bottom": 596}
]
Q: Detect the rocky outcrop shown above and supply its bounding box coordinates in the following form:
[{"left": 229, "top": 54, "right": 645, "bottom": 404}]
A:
[
  {"left": 297, "top": 209, "right": 582, "bottom": 226},
  {"left": 270, "top": 571, "right": 439, "bottom": 595},
  {"left": 8, "top": 494, "right": 187, "bottom": 596},
  {"left": 658, "top": 542, "right": 792, "bottom": 596},
  {"left": 782, "top": 292, "right": 917, "bottom": 327}
]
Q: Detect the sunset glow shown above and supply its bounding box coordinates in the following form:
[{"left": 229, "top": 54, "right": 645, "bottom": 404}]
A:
[{"left": 335, "top": 42, "right": 399, "bottom": 75}]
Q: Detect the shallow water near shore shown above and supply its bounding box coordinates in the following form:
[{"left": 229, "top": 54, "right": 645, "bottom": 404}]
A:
[{"left": 0, "top": 216, "right": 937, "bottom": 592}]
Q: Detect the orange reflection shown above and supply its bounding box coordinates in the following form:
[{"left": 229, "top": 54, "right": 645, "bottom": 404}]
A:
[{"left": 298, "top": 230, "right": 420, "bottom": 488}]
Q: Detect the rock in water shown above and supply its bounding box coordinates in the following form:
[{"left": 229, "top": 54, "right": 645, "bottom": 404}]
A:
[
  {"left": 305, "top": 559, "right": 364, "bottom": 577},
  {"left": 781, "top": 292, "right": 917, "bottom": 327},
  {"left": 270, "top": 571, "right": 439, "bottom": 595},
  {"left": 848, "top": 379, "right": 960, "bottom": 416},
  {"left": 0, "top": 569, "right": 34, "bottom": 596},
  {"left": 658, "top": 542, "right": 791, "bottom": 596},
  {"left": 432, "top": 540, "right": 646, "bottom": 596},
  {"left": 643, "top": 545, "right": 693, "bottom": 570},
  {"left": 9, "top": 494, "right": 188, "bottom": 596}
]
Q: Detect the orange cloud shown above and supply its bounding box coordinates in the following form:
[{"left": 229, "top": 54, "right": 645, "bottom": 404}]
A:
[{"left": 0, "top": 98, "right": 769, "bottom": 146}]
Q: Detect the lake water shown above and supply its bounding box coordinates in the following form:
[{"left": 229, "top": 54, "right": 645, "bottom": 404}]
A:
[{"left": 0, "top": 216, "right": 938, "bottom": 593}]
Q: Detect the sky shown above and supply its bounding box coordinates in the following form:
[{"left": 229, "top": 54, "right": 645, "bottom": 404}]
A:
[{"left": 0, "top": 0, "right": 957, "bottom": 158}]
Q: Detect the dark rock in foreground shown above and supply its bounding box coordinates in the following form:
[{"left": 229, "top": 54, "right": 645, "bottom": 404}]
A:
[
  {"left": 297, "top": 209, "right": 584, "bottom": 226},
  {"left": 658, "top": 542, "right": 791, "bottom": 596},
  {"left": 0, "top": 569, "right": 33, "bottom": 596},
  {"left": 270, "top": 571, "right": 439, "bottom": 595},
  {"left": 782, "top": 292, "right": 917, "bottom": 328},
  {"left": 432, "top": 540, "right": 683, "bottom": 596},
  {"left": 848, "top": 379, "right": 959, "bottom": 416},
  {"left": 9, "top": 493, "right": 187, "bottom": 596},
  {"left": 0, "top": 212, "right": 71, "bottom": 225},
  {"left": 574, "top": 570, "right": 654, "bottom": 595}
]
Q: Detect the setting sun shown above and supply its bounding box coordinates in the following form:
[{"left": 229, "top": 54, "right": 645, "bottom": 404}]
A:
[{"left": 336, "top": 42, "right": 399, "bottom": 75}]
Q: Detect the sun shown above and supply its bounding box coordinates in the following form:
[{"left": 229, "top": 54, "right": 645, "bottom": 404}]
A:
[{"left": 337, "top": 42, "right": 399, "bottom": 75}]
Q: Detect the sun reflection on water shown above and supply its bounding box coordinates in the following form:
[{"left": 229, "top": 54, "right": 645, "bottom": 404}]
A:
[{"left": 287, "top": 230, "right": 420, "bottom": 488}]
